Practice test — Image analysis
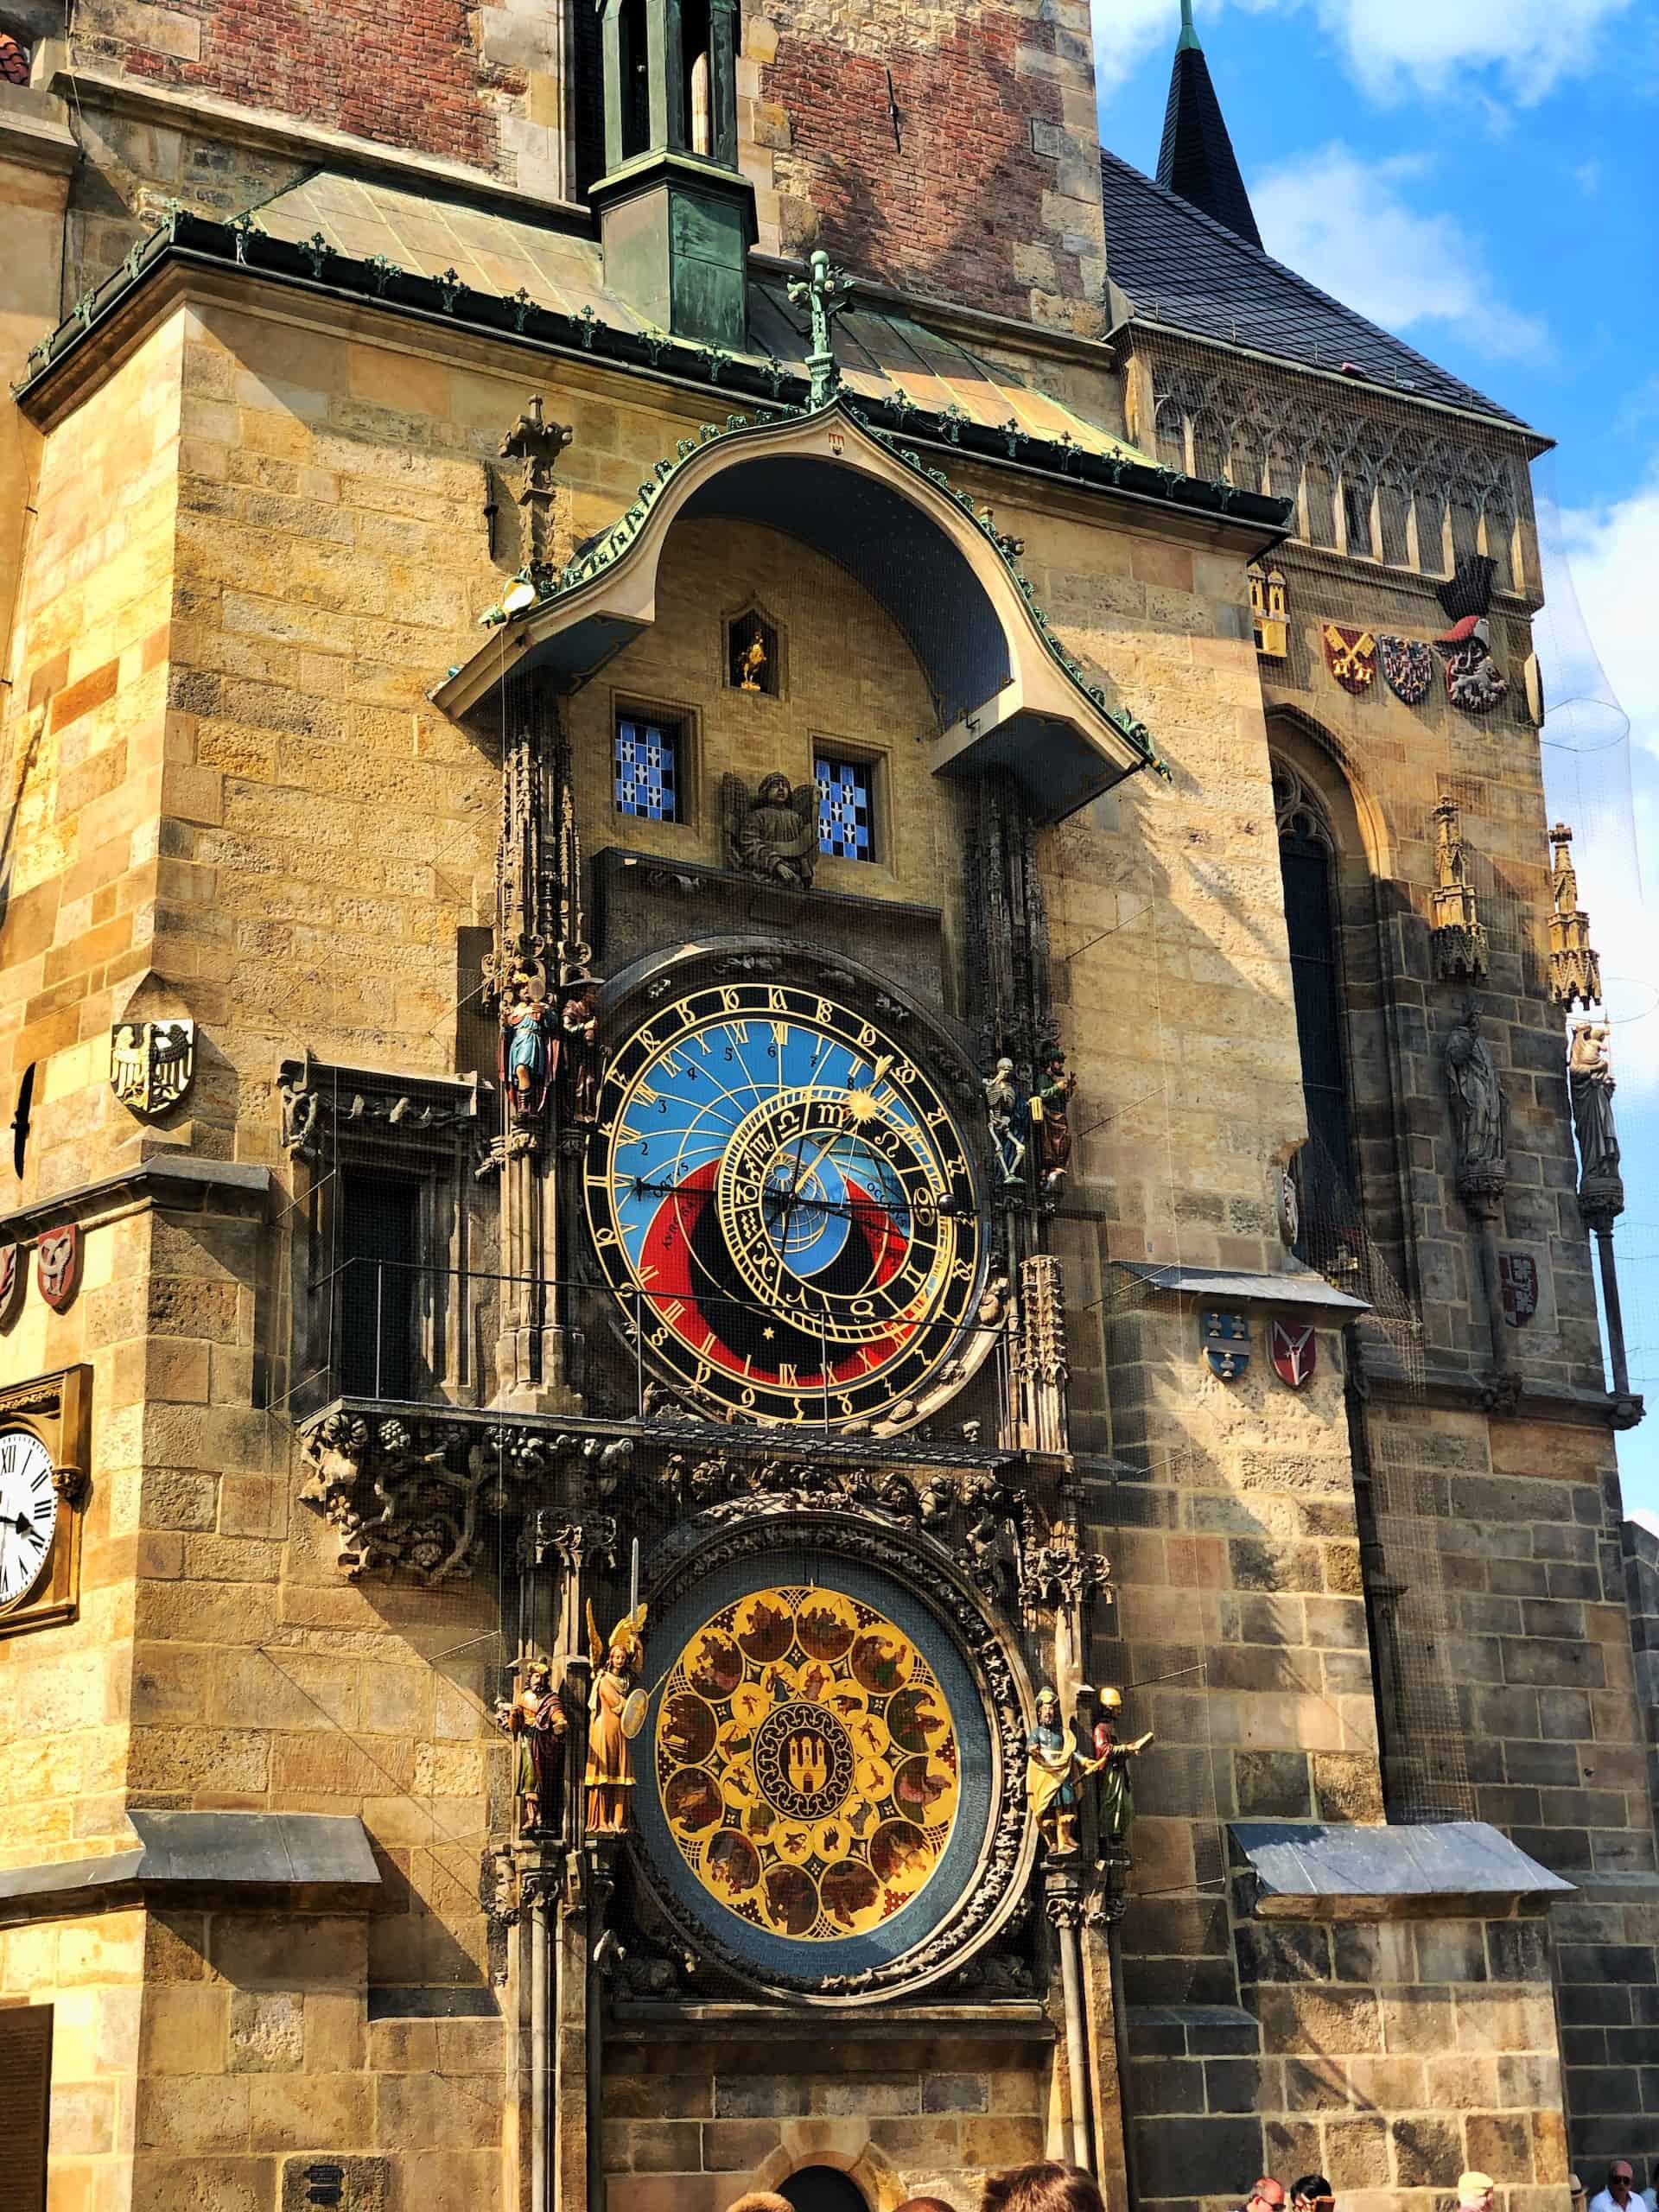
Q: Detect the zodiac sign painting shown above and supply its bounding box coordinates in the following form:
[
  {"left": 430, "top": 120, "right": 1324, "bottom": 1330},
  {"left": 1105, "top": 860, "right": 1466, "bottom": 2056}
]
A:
[{"left": 652, "top": 1584, "right": 960, "bottom": 1942}]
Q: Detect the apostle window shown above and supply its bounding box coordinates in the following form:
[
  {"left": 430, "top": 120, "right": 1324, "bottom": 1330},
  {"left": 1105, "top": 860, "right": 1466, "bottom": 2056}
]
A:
[
  {"left": 815, "top": 754, "right": 874, "bottom": 861},
  {"left": 614, "top": 712, "right": 683, "bottom": 822}
]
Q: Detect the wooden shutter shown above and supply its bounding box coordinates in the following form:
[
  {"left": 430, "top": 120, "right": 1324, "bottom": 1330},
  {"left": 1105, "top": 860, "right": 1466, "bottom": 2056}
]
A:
[{"left": 0, "top": 2002, "right": 52, "bottom": 2212}]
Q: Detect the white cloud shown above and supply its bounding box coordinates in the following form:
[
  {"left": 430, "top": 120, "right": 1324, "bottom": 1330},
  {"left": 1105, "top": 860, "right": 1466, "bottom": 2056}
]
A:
[
  {"left": 1090, "top": 0, "right": 1634, "bottom": 105},
  {"left": 1249, "top": 143, "right": 1549, "bottom": 361},
  {"left": 1539, "top": 466, "right": 1659, "bottom": 1095}
]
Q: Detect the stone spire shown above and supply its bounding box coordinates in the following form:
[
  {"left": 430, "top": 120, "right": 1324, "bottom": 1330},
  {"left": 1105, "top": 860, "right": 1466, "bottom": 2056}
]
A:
[
  {"left": 1156, "top": 0, "right": 1263, "bottom": 250},
  {"left": 1548, "top": 823, "right": 1603, "bottom": 1012}
]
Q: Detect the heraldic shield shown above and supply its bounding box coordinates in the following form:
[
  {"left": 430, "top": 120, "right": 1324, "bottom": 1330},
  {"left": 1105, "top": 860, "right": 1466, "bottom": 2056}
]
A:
[
  {"left": 1378, "top": 634, "right": 1433, "bottom": 706},
  {"left": 110, "top": 1020, "right": 195, "bottom": 1116},
  {"left": 37, "top": 1225, "right": 80, "bottom": 1313},
  {"left": 1499, "top": 1253, "right": 1539, "bottom": 1327},
  {"left": 0, "top": 1243, "right": 22, "bottom": 1328},
  {"left": 1322, "top": 624, "right": 1377, "bottom": 695},
  {"left": 1203, "top": 1311, "right": 1250, "bottom": 1379},
  {"left": 1270, "top": 1319, "right": 1317, "bottom": 1389}
]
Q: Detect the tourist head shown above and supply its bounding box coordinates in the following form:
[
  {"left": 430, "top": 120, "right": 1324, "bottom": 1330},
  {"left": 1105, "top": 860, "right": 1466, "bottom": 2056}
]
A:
[
  {"left": 1607, "top": 2168, "right": 1637, "bottom": 2205},
  {"left": 979, "top": 2164, "right": 1106, "bottom": 2212},
  {"left": 896, "top": 2200, "right": 961, "bottom": 2212},
  {"left": 1459, "top": 2173, "right": 1496, "bottom": 2212},
  {"left": 1249, "top": 2181, "right": 1288, "bottom": 2212},
  {"left": 727, "top": 2196, "right": 793, "bottom": 2212},
  {"left": 1291, "top": 2176, "right": 1334, "bottom": 2212}
]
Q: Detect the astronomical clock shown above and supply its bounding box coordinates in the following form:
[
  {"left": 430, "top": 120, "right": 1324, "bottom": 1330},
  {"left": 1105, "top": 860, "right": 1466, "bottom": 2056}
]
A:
[
  {"left": 583, "top": 969, "right": 991, "bottom": 1434},
  {"left": 559, "top": 941, "right": 1064, "bottom": 2000}
]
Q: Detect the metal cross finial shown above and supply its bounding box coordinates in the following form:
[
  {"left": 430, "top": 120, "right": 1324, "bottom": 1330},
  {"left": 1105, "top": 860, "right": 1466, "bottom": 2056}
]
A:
[
  {"left": 1178, "top": 0, "right": 1200, "bottom": 49},
  {"left": 786, "top": 249, "right": 852, "bottom": 409}
]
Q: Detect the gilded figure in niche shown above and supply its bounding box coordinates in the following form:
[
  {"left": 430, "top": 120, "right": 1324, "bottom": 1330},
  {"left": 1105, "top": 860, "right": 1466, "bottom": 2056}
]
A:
[
  {"left": 585, "top": 1599, "right": 648, "bottom": 1833},
  {"left": 1027, "top": 1683, "right": 1093, "bottom": 1855}
]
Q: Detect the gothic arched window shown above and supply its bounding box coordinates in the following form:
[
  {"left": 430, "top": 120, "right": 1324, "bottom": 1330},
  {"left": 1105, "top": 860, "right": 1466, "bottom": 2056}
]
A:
[{"left": 1274, "top": 759, "right": 1357, "bottom": 1245}]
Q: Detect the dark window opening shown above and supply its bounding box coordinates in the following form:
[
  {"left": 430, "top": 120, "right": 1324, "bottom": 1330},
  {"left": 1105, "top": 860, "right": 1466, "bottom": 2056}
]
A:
[
  {"left": 780, "top": 2169, "right": 869, "bottom": 2212},
  {"left": 727, "top": 607, "right": 778, "bottom": 696},
  {"left": 572, "top": 0, "right": 607, "bottom": 192},
  {"left": 1377, "top": 481, "right": 1412, "bottom": 568},
  {"left": 619, "top": 0, "right": 649, "bottom": 164},
  {"left": 340, "top": 1171, "right": 419, "bottom": 1399},
  {"left": 614, "top": 713, "right": 683, "bottom": 822},
  {"left": 1304, "top": 458, "right": 1338, "bottom": 549},
  {"left": 0, "top": 2002, "right": 52, "bottom": 2212},
  {"left": 816, "top": 754, "right": 874, "bottom": 861},
  {"left": 1279, "top": 824, "right": 1357, "bottom": 1250},
  {"left": 1342, "top": 477, "right": 1376, "bottom": 558}
]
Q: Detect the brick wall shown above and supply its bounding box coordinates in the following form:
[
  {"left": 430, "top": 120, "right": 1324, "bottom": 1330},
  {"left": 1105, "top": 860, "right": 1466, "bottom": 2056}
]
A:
[
  {"left": 67, "top": 0, "right": 511, "bottom": 174},
  {"left": 745, "top": 0, "right": 1107, "bottom": 330}
]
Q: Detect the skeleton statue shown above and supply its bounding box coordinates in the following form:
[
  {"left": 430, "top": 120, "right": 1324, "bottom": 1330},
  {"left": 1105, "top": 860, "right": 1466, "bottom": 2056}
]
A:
[{"left": 982, "top": 1057, "right": 1027, "bottom": 1185}]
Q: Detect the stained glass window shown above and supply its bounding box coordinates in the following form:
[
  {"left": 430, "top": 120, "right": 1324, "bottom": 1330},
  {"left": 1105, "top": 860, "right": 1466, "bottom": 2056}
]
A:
[
  {"left": 815, "top": 754, "right": 873, "bottom": 861},
  {"left": 614, "top": 715, "right": 681, "bottom": 821}
]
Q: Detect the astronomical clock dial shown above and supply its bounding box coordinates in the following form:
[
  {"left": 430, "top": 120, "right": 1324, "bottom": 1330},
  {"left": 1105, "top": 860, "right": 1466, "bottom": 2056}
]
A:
[
  {"left": 586, "top": 978, "right": 985, "bottom": 1428},
  {"left": 0, "top": 1428, "right": 58, "bottom": 1610}
]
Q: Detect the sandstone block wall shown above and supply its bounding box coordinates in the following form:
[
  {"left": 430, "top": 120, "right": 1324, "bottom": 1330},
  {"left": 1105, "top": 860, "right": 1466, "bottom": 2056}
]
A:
[{"left": 602, "top": 2033, "right": 1052, "bottom": 2212}]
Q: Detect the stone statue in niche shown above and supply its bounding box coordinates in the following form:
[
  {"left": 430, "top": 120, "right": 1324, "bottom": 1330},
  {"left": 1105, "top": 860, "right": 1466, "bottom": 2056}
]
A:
[
  {"left": 1030, "top": 1054, "right": 1077, "bottom": 1195},
  {"left": 498, "top": 1656, "right": 566, "bottom": 1838},
  {"left": 1091, "top": 1686, "right": 1153, "bottom": 1854},
  {"left": 1444, "top": 1009, "right": 1508, "bottom": 1185},
  {"left": 982, "top": 1057, "right": 1027, "bottom": 1185},
  {"left": 501, "top": 968, "right": 553, "bottom": 1122},
  {"left": 560, "top": 976, "right": 603, "bottom": 1125},
  {"left": 585, "top": 1600, "right": 647, "bottom": 1833},
  {"left": 1569, "top": 1021, "right": 1621, "bottom": 1189},
  {"left": 721, "top": 772, "right": 818, "bottom": 889}
]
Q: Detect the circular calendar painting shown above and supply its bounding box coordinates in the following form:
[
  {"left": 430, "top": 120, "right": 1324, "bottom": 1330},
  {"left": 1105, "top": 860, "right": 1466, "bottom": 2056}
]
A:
[
  {"left": 636, "top": 1548, "right": 998, "bottom": 1989},
  {"left": 656, "top": 1586, "right": 960, "bottom": 1942}
]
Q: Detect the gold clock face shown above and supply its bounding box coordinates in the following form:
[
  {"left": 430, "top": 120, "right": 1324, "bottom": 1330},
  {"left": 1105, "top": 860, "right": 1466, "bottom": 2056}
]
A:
[
  {"left": 586, "top": 978, "right": 984, "bottom": 1427},
  {"left": 654, "top": 1583, "right": 961, "bottom": 1942}
]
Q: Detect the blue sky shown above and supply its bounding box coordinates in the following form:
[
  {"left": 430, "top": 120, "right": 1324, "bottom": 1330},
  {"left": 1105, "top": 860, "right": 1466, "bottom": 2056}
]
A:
[{"left": 1090, "top": 0, "right": 1659, "bottom": 1523}]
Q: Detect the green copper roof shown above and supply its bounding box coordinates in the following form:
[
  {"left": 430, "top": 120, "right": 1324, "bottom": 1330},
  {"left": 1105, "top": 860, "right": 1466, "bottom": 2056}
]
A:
[{"left": 1178, "top": 0, "right": 1200, "bottom": 53}]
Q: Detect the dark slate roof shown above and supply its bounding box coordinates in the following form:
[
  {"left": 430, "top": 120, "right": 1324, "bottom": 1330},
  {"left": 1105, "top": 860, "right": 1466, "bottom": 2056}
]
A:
[
  {"left": 1157, "top": 41, "right": 1262, "bottom": 248},
  {"left": 1100, "top": 145, "right": 1530, "bottom": 430}
]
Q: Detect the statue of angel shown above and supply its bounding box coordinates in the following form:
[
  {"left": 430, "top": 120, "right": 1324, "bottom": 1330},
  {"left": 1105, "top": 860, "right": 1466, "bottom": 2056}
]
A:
[{"left": 721, "top": 771, "right": 818, "bottom": 889}]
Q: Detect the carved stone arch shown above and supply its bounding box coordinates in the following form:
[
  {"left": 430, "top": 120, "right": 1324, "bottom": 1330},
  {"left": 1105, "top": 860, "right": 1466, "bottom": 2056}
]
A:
[
  {"left": 750, "top": 2138, "right": 902, "bottom": 2210},
  {"left": 1266, "top": 706, "right": 1393, "bottom": 877}
]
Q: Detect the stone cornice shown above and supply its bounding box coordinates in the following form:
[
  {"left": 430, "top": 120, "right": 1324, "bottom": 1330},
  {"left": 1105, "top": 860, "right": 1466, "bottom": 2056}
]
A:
[{"left": 0, "top": 1154, "right": 271, "bottom": 1241}]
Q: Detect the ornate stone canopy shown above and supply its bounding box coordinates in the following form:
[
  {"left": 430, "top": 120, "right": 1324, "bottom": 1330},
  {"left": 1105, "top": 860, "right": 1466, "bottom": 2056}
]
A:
[{"left": 434, "top": 398, "right": 1166, "bottom": 824}]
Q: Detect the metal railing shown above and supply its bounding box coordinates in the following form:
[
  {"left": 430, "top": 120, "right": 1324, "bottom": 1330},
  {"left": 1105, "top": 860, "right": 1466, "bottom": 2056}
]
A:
[{"left": 298, "top": 1255, "right": 1014, "bottom": 1433}]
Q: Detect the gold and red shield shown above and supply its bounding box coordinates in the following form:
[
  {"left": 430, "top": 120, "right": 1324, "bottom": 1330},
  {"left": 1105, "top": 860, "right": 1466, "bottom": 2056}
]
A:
[{"left": 1322, "top": 623, "right": 1377, "bottom": 695}]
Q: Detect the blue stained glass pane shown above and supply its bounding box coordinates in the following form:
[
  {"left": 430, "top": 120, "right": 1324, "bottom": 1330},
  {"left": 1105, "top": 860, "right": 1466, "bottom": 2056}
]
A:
[
  {"left": 615, "top": 716, "right": 680, "bottom": 822},
  {"left": 815, "top": 753, "right": 873, "bottom": 861}
]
